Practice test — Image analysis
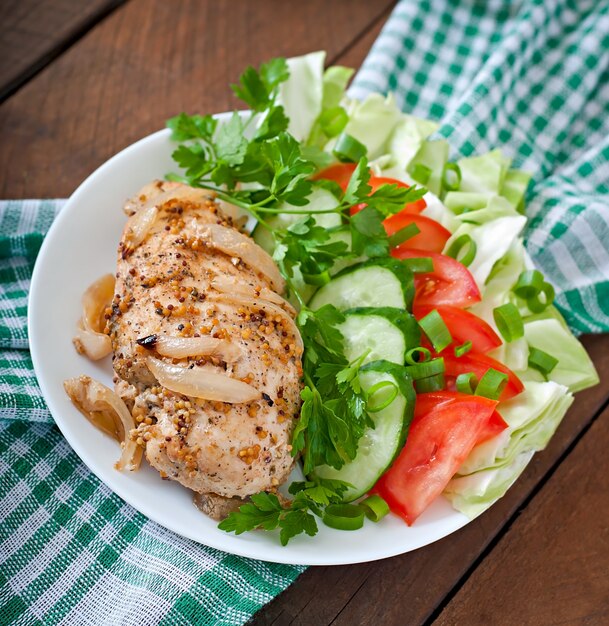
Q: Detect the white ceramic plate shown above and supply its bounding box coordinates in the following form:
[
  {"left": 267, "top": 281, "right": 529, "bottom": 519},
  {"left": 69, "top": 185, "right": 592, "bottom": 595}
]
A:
[{"left": 29, "top": 112, "right": 470, "bottom": 565}]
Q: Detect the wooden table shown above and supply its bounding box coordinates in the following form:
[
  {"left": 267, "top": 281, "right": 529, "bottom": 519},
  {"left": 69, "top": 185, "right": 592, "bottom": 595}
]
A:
[{"left": 2, "top": 2, "right": 607, "bottom": 624}]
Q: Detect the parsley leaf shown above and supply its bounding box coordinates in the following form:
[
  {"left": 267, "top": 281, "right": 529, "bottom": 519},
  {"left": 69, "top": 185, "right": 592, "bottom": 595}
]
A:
[
  {"left": 166, "top": 113, "right": 217, "bottom": 142},
  {"left": 368, "top": 183, "right": 427, "bottom": 217},
  {"left": 215, "top": 112, "right": 247, "bottom": 167},
  {"left": 231, "top": 57, "right": 289, "bottom": 111},
  {"left": 350, "top": 205, "right": 389, "bottom": 258},
  {"left": 218, "top": 478, "right": 351, "bottom": 545}
]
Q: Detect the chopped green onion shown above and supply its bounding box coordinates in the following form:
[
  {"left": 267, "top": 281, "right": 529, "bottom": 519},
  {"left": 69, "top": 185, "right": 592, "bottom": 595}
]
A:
[
  {"left": 388, "top": 223, "right": 420, "bottom": 248},
  {"left": 366, "top": 381, "right": 399, "bottom": 413},
  {"left": 454, "top": 340, "right": 472, "bottom": 357},
  {"left": 319, "top": 106, "right": 348, "bottom": 138},
  {"left": 403, "top": 257, "right": 434, "bottom": 273},
  {"left": 415, "top": 373, "right": 445, "bottom": 393},
  {"left": 333, "top": 133, "right": 367, "bottom": 163},
  {"left": 445, "top": 234, "right": 477, "bottom": 267},
  {"left": 442, "top": 162, "right": 462, "bottom": 191},
  {"left": 475, "top": 368, "right": 508, "bottom": 400},
  {"left": 456, "top": 372, "right": 478, "bottom": 394},
  {"left": 418, "top": 310, "right": 452, "bottom": 352},
  {"left": 513, "top": 270, "right": 545, "bottom": 299},
  {"left": 405, "top": 357, "right": 445, "bottom": 380},
  {"left": 322, "top": 504, "right": 365, "bottom": 531},
  {"left": 359, "top": 495, "right": 390, "bottom": 522},
  {"left": 411, "top": 163, "right": 432, "bottom": 185},
  {"left": 528, "top": 347, "right": 558, "bottom": 378},
  {"left": 493, "top": 303, "right": 524, "bottom": 342},
  {"left": 526, "top": 282, "right": 555, "bottom": 313},
  {"left": 405, "top": 347, "right": 432, "bottom": 365},
  {"left": 302, "top": 270, "right": 331, "bottom": 287}
]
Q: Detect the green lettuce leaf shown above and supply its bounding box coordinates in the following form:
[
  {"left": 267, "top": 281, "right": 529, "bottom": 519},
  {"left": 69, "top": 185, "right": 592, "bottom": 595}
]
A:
[
  {"left": 521, "top": 317, "right": 600, "bottom": 392},
  {"left": 277, "top": 51, "right": 326, "bottom": 141}
]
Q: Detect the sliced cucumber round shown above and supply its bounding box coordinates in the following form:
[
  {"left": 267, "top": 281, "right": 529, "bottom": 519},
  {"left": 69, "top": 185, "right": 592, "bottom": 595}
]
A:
[
  {"left": 309, "top": 258, "right": 414, "bottom": 312},
  {"left": 313, "top": 360, "right": 415, "bottom": 501},
  {"left": 339, "top": 308, "right": 420, "bottom": 365}
]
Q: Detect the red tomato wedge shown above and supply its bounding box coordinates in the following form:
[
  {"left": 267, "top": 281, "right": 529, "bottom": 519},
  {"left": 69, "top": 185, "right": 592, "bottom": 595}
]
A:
[
  {"left": 385, "top": 214, "right": 451, "bottom": 253},
  {"left": 413, "top": 305, "right": 502, "bottom": 353},
  {"left": 391, "top": 249, "right": 481, "bottom": 308},
  {"left": 477, "top": 410, "right": 509, "bottom": 444},
  {"left": 313, "top": 163, "right": 356, "bottom": 190},
  {"left": 443, "top": 352, "right": 525, "bottom": 402},
  {"left": 372, "top": 391, "right": 498, "bottom": 525}
]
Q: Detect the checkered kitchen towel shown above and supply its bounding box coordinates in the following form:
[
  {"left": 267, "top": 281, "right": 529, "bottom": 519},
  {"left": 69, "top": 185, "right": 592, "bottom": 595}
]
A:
[
  {"left": 2, "top": 0, "right": 609, "bottom": 624},
  {"left": 350, "top": 0, "right": 609, "bottom": 334}
]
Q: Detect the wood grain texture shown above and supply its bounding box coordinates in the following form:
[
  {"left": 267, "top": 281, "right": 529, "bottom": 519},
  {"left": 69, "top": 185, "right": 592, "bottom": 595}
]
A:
[
  {"left": 435, "top": 402, "right": 609, "bottom": 626},
  {"left": 253, "top": 335, "right": 609, "bottom": 626},
  {"left": 0, "top": 0, "right": 124, "bottom": 101},
  {"left": 0, "top": 0, "right": 395, "bottom": 199}
]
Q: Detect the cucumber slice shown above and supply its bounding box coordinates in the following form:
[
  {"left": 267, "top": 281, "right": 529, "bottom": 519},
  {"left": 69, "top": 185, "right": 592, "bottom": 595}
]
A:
[
  {"left": 313, "top": 360, "right": 415, "bottom": 501},
  {"left": 340, "top": 308, "right": 420, "bottom": 364},
  {"left": 252, "top": 187, "right": 342, "bottom": 254},
  {"left": 309, "top": 258, "right": 414, "bottom": 311}
]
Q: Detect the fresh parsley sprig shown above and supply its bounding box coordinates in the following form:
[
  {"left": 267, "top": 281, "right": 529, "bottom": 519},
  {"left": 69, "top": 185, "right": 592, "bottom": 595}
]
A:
[{"left": 218, "top": 478, "right": 351, "bottom": 545}]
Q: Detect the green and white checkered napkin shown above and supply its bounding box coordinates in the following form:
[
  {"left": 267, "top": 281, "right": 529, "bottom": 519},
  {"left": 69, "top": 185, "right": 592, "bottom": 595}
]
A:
[{"left": 2, "top": 1, "right": 609, "bottom": 624}]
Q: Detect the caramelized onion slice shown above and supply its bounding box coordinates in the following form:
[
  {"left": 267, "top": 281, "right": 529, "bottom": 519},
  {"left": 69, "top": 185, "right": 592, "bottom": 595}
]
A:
[
  {"left": 124, "top": 181, "right": 213, "bottom": 216},
  {"left": 211, "top": 277, "right": 296, "bottom": 316},
  {"left": 138, "top": 335, "right": 243, "bottom": 362},
  {"left": 64, "top": 375, "right": 142, "bottom": 471},
  {"left": 196, "top": 223, "right": 285, "bottom": 293},
  {"left": 73, "top": 274, "right": 115, "bottom": 360},
  {"left": 147, "top": 357, "right": 260, "bottom": 403},
  {"left": 208, "top": 294, "right": 303, "bottom": 352},
  {"left": 73, "top": 321, "right": 112, "bottom": 361},
  {"left": 122, "top": 205, "right": 158, "bottom": 255}
]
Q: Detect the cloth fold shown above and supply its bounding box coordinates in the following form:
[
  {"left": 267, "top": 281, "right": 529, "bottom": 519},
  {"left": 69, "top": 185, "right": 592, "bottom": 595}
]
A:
[{"left": 351, "top": 0, "right": 609, "bottom": 335}]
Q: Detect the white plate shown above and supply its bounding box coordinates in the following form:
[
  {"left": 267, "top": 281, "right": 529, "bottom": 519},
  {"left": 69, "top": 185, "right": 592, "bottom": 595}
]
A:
[{"left": 28, "top": 112, "right": 470, "bottom": 565}]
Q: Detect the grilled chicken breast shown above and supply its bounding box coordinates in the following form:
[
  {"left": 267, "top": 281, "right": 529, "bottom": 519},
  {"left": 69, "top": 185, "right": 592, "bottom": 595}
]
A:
[{"left": 107, "top": 181, "right": 303, "bottom": 508}]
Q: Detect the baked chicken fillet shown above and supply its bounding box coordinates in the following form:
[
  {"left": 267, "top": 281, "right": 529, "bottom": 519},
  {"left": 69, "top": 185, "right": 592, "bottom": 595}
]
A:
[{"left": 106, "top": 181, "right": 303, "bottom": 513}]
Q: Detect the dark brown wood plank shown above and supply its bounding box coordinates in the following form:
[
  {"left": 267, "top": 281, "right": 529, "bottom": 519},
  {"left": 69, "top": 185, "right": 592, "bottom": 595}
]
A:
[
  {"left": 253, "top": 335, "right": 609, "bottom": 625},
  {"left": 0, "top": 0, "right": 125, "bottom": 101},
  {"left": 0, "top": 0, "right": 395, "bottom": 199},
  {"left": 434, "top": 401, "right": 609, "bottom": 626}
]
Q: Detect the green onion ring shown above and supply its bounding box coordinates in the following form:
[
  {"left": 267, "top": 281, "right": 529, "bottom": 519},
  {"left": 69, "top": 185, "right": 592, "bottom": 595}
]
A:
[
  {"left": 418, "top": 309, "right": 453, "bottom": 352},
  {"left": 493, "top": 303, "right": 524, "bottom": 342},
  {"left": 442, "top": 162, "right": 462, "bottom": 191},
  {"left": 366, "top": 381, "right": 399, "bottom": 413},
  {"left": 513, "top": 269, "right": 545, "bottom": 299},
  {"left": 388, "top": 223, "right": 421, "bottom": 248},
  {"left": 403, "top": 257, "right": 434, "bottom": 274},
  {"left": 359, "top": 495, "right": 390, "bottom": 522},
  {"left": 322, "top": 504, "right": 365, "bottom": 531},
  {"left": 454, "top": 340, "right": 473, "bottom": 357},
  {"left": 333, "top": 132, "right": 367, "bottom": 163},
  {"left": 456, "top": 372, "right": 478, "bottom": 394},
  {"left": 526, "top": 282, "right": 555, "bottom": 313},
  {"left": 405, "top": 347, "right": 432, "bottom": 365},
  {"left": 405, "top": 357, "right": 445, "bottom": 380},
  {"left": 475, "top": 368, "right": 508, "bottom": 400},
  {"left": 415, "top": 373, "right": 445, "bottom": 393},
  {"left": 528, "top": 347, "right": 558, "bottom": 378},
  {"left": 445, "top": 234, "right": 477, "bottom": 267}
]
